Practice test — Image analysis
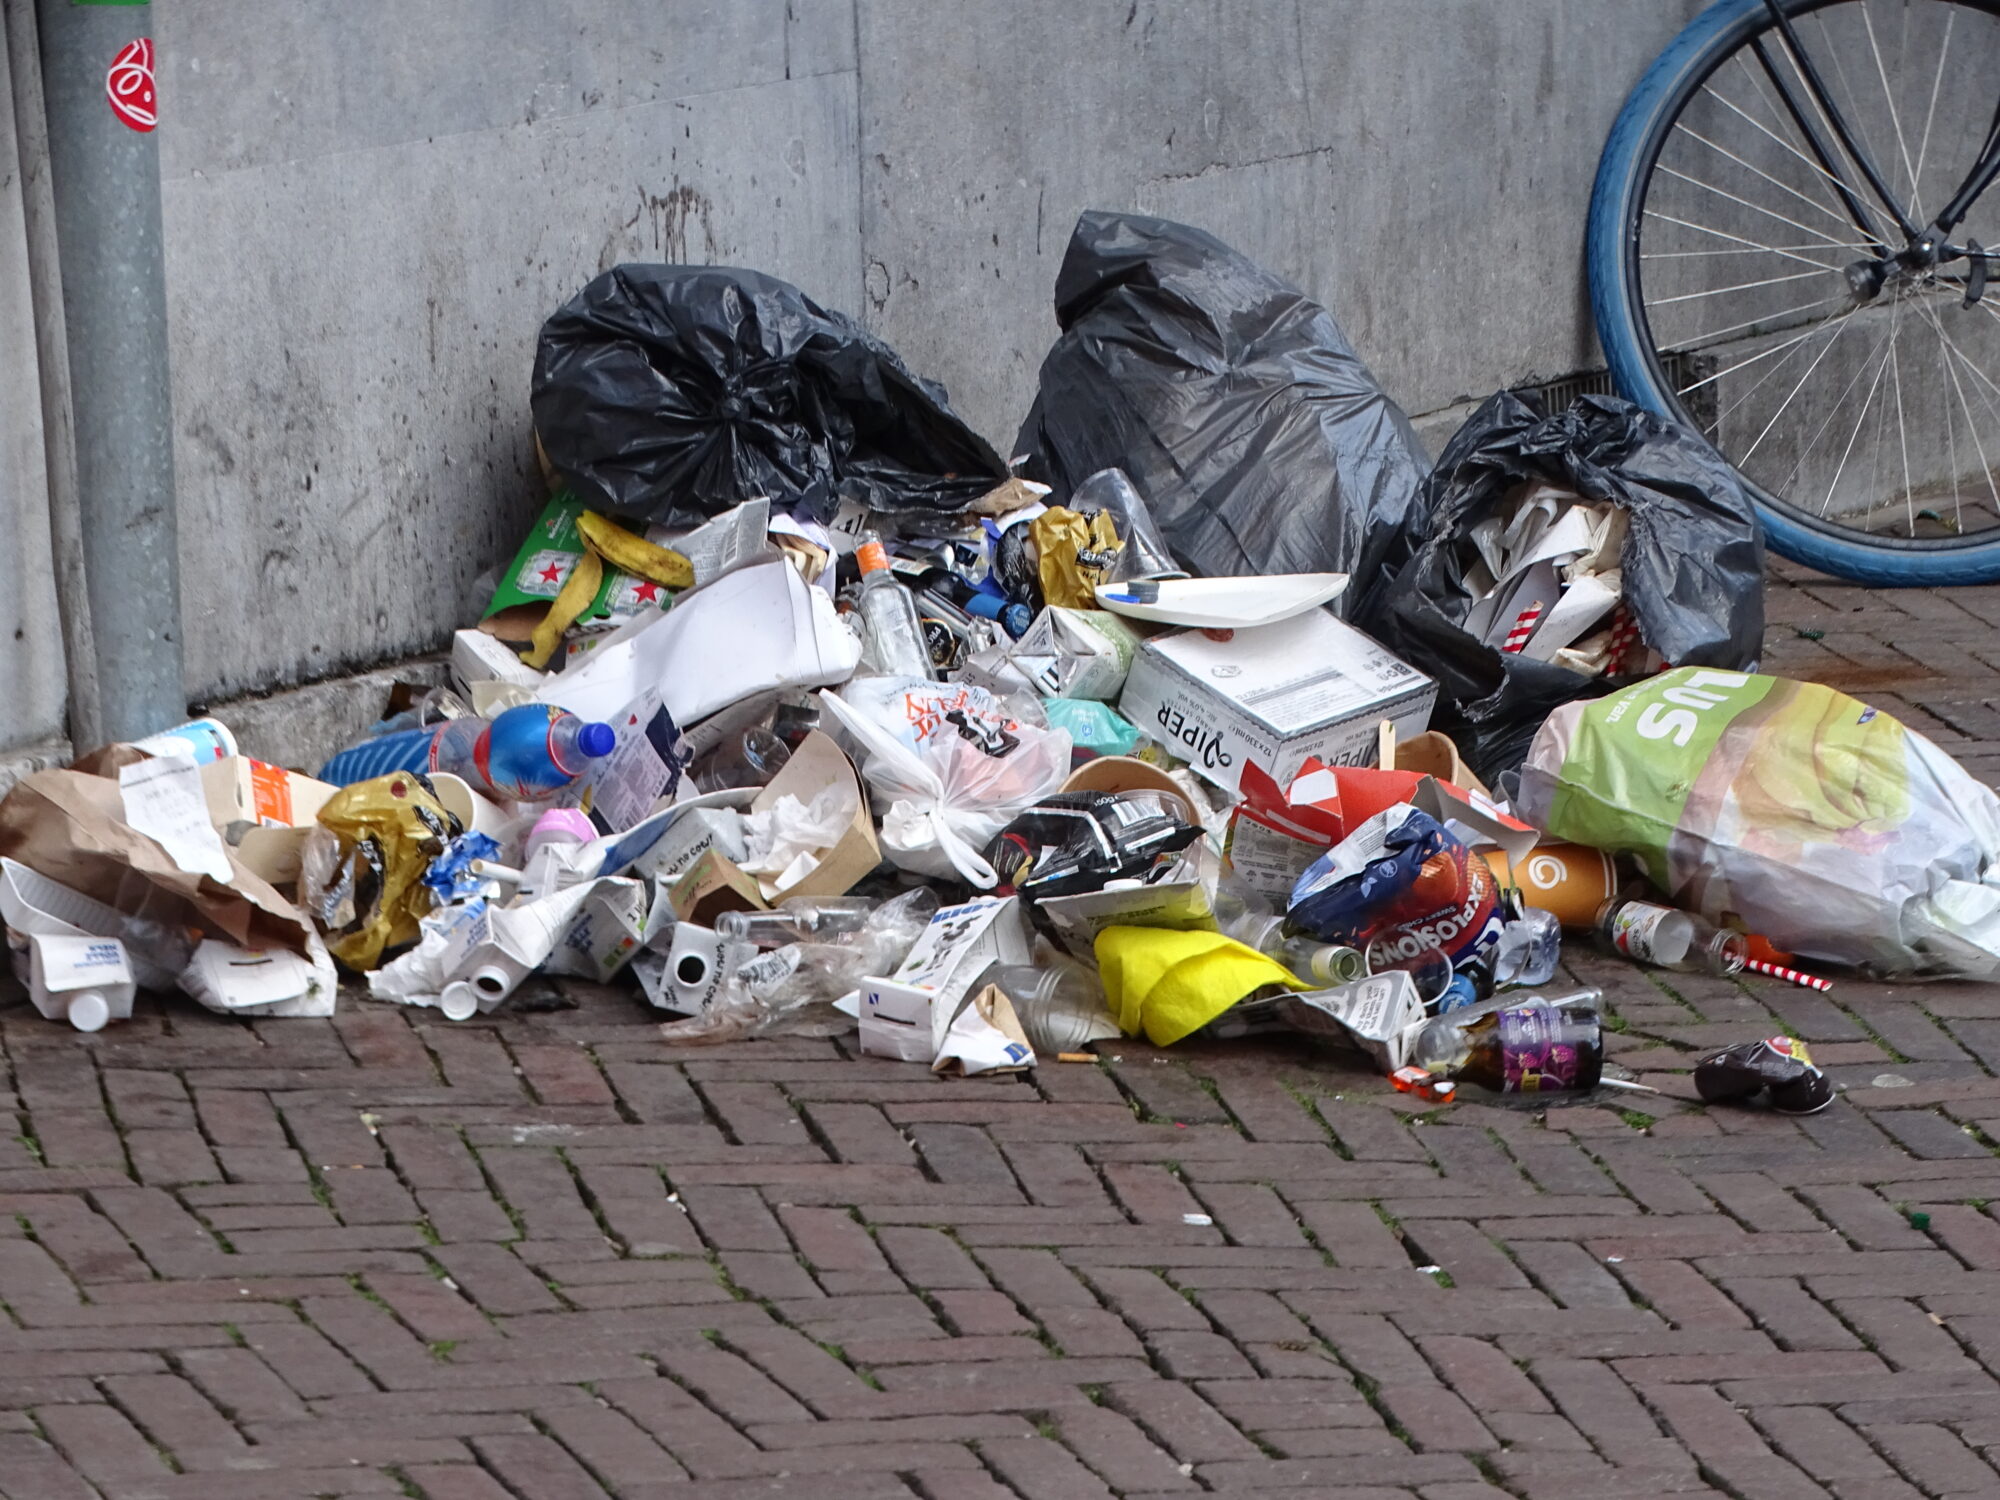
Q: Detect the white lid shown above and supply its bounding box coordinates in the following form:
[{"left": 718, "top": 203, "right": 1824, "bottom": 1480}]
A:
[
  {"left": 439, "top": 982, "right": 479, "bottom": 1022},
  {"left": 68, "top": 991, "right": 111, "bottom": 1033}
]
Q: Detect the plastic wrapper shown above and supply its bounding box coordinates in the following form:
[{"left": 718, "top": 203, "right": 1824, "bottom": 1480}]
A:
[
  {"left": 1013, "top": 211, "right": 1428, "bottom": 612},
  {"left": 984, "top": 791, "right": 1201, "bottom": 901},
  {"left": 1043, "top": 698, "right": 1143, "bottom": 762},
  {"left": 1364, "top": 390, "right": 1765, "bottom": 781},
  {"left": 1286, "top": 805, "right": 1504, "bottom": 974},
  {"left": 1694, "top": 1037, "right": 1834, "bottom": 1114},
  {"left": 1519, "top": 668, "right": 2000, "bottom": 979},
  {"left": 818, "top": 679, "right": 1072, "bottom": 887},
  {"left": 299, "top": 773, "right": 463, "bottom": 971},
  {"left": 422, "top": 832, "right": 502, "bottom": 905},
  {"left": 532, "top": 264, "right": 1007, "bottom": 528},
  {"left": 1031, "top": 508, "right": 1122, "bottom": 610},
  {"left": 1069, "top": 468, "right": 1179, "bottom": 583},
  {"left": 657, "top": 888, "right": 939, "bottom": 1045}
]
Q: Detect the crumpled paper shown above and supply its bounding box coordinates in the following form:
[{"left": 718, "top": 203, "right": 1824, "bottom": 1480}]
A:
[{"left": 739, "top": 784, "right": 856, "bottom": 894}]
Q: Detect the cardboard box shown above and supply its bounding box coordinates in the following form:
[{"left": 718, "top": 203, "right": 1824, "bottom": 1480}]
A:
[
  {"left": 199, "top": 757, "right": 338, "bottom": 886},
  {"left": 964, "top": 607, "right": 1143, "bottom": 700},
  {"left": 859, "top": 897, "right": 1032, "bottom": 1063},
  {"left": 664, "top": 732, "right": 879, "bottom": 908},
  {"left": 1118, "top": 610, "right": 1435, "bottom": 795}
]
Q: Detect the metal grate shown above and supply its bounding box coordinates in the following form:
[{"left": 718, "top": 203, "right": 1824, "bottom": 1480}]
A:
[{"left": 1523, "top": 351, "right": 1713, "bottom": 431}]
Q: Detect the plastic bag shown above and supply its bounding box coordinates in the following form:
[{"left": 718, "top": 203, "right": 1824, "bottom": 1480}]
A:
[
  {"left": 532, "top": 264, "right": 1008, "bottom": 528},
  {"left": 817, "top": 680, "right": 1072, "bottom": 886},
  {"left": 1517, "top": 669, "right": 2000, "bottom": 978},
  {"left": 1013, "top": 212, "right": 1429, "bottom": 612},
  {"left": 1364, "top": 391, "right": 1764, "bottom": 781},
  {"left": 300, "top": 773, "right": 462, "bottom": 971}
]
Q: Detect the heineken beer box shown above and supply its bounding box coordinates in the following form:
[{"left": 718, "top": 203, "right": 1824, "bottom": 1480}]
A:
[{"left": 1118, "top": 610, "right": 1435, "bottom": 795}]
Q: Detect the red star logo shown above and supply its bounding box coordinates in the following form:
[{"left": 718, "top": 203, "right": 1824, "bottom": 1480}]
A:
[
  {"left": 632, "top": 580, "right": 662, "bottom": 604},
  {"left": 538, "top": 562, "right": 564, "bottom": 584}
]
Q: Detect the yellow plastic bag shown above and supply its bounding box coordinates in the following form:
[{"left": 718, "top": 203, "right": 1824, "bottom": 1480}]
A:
[
  {"left": 302, "top": 773, "right": 461, "bottom": 970},
  {"left": 1094, "top": 926, "right": 1300, "bottom": 1046}
]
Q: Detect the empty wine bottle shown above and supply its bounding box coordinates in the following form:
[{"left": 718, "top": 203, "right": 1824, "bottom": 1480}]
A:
[{"left": 1408, "top": 998, "right": 1605, "bottom": 1095}]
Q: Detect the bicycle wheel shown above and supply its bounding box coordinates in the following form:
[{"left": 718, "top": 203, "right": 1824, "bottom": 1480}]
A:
[{"left": 1590, "top": 0, "right": 2000, "bottom": 584}]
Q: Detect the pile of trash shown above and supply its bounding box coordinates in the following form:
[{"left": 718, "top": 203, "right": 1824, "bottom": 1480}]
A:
[{"left": 10, "top": 211, "right": 1999, "bottom": 1116}]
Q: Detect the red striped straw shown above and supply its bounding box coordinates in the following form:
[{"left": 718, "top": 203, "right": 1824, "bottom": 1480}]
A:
[
  {"left": 1501, "top": 603, "right": 1545, "bottom": 654},
  {"left": 1605, "top": 606, "right": 1641, "bottom": 674},
  {"left": 1746, "top": 957, "right": 1833, "bottom": 993}
]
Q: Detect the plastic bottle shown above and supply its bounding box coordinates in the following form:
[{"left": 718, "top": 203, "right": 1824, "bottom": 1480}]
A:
[
  {"left": 715, "top": 897, "right": 880, "bottom": 947},
  {"left": 1492, "top": 907, "right": 1563, "bottom": 989},
  {"left": 908, "top": 567, "right": 1033, "bottom": 638},
  {"left": 852, "top": 534, "right": 938, "bottom": 680},
  {"left": 1596, "top": 898, "right": 1746, "bottom": 975},
  {"left": 525, "top": 808, "right": 597, "bottom": 862},
  {"left": 1408, "top": 999, "right": 1605, "bottom": 1095},
  {"left": 319, "top": 704, "right": 615, "bottom": 801}
]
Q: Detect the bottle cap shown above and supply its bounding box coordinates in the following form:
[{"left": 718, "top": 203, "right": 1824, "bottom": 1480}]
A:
[
  {"left": 439, "top": 982, "right": 480, "bottom": 1022},
  {"left": 577, "top": 723, "right": 616, "bottom": 759},
  {"left": 68, "top": 991, "right": 111, "bottom": 1033}
]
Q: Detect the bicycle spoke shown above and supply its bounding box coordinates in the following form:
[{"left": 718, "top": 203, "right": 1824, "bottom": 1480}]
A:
[
  {"left": 1740, "top": 303, "right": 1866, "bottom": 461},
  {"left": 1860, "top": 2, "right": 1925, "bottom": 221},
  {"left": 1774, "top": 320, "right": 1897, "bottom": 496},
  {"left": 1643, "top": 242, "right": 1878, "bottom": 258},
  {"left": 1671, "top": 119, "right": 1870, "bottom": 232},
  {"left": 1655, "top": 162, "right": 1869, "bottom": 251},
  {"left": 1677, "top": 314, "right": 1868, "bottom": 395},
  {"left": 1648, "top": 266, "right": 1832, "bottom": 305},
  {"left": 1641, "top": 208, "right": 1850, "bottom": 273},
  {"left": 1823, "top": 323, "right": 1898, "bottom": 517},
  {"left": 1935, "top": 304, "right": 1967, "bottom": 529},
  {"left": 1726, "top": 57, "right": 1897, "bottom": 244},
  {"left": 1887, "top": 297, "right": 1917, "bottom": 532},
  {"left": 1665, "top": 292, "right": 1852, "bottom": 354},
  {"left": 1911, "top": 6, "right": 1954, "bottom": 215},
  {"left": 1804, "top": 7, "right": 1912, "bottom": 229},
  {"left": 1918, "top": 297, "right": 2000, "bottom": 515}
]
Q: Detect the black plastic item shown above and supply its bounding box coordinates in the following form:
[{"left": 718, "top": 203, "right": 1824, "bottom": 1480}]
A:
[
  {"left": 1694, "top": 1037, "right": 1833, "bottom": 1115},
  {"left": 984, "top": 791, "right": 1201, "bottom": 902},
  {"left": 1013, "top": 212, "right": 1430, "bottom": 615},
  {"left": 1363, "top": 389, "right": 1764, "bottom": 782},
  {"left": 532, "top": 264, "right": 1008, "bottom": 528}
]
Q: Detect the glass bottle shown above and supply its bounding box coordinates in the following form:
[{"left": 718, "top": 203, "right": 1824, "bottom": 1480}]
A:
[{"left": 1596, "top": 898, "right": 1746, "bottom": 975}]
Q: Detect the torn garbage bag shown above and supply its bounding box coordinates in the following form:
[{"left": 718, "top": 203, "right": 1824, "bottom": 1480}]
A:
[
  {"left": 1012, "top": 211, "right": 1428, "bottom": 612},
  {"left": 1364, "top": 391, "right": 1764, "bottom": 781},
  {"left": 1517, "top": 669, "right": 2000, "bottom": 979},
  {"left": 531, "top": 263, "right": 1007, "bottom": 528}
]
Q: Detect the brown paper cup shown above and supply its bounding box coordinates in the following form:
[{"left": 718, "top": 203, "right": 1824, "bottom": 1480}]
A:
[{"left": 1482, "top": 843, "right": 1618, "bottom": 929}]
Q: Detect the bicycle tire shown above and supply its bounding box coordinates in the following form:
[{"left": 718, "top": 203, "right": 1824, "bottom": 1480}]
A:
[{"left": 1589, "top": 0, "right": 2000, "bottom": 586}]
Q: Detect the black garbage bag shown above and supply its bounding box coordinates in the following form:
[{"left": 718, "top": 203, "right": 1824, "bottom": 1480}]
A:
[
  {"left": 532, "top": 264, "right": 1008, "bottom": 528},
  {"left": 1363, "top": 390, "right": 1765, "bottom": 782},
  {"left": 1013, "top": 212, "right": 1429, "bottom": 616}
]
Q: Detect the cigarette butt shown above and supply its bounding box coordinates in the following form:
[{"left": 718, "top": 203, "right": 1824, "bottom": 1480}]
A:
[{"left": 1057, "top": 1052, "right": 1097, "bottom": 1064}]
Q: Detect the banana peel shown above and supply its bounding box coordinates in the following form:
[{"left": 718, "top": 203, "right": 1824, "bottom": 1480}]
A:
[{"left": 521, "top": 511, "right": 694, "bottom": 670}]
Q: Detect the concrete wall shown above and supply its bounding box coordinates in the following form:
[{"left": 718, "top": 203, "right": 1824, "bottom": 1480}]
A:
[
  {"left": 80, "top": 2, "right": 1718, "bottom": 736},
  {"left": 0, "top": 14, "right": 77, "bottom": 757}
]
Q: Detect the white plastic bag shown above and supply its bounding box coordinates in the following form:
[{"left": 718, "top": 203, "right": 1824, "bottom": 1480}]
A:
[{"left": 817, "top": 680, "right": 1071, "bottom": 886}]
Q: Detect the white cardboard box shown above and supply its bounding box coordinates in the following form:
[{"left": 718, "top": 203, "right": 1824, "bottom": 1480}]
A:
[
  {"left": 1117, "top": 610, "right": 1436, "bottom": 795},
  {"left": 858, "top": 896, "right": 1032, "bottom": 1063}
]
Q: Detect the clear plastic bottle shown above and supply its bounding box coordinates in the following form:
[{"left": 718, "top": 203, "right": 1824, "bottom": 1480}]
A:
[
  {"left": 320, "top": 704, "right": 615, "bottom": 801},
  {"left": 1596, "top": 898, "right": 1746, "bottom": 976},
  {"left": 715, "top": 897, "right": 880, "bottom": 947},
  {"left": 852, "top": 534, "right": 938, "bottom": 680}
]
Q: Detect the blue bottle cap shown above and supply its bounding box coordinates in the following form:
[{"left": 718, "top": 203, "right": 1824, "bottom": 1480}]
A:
[{"left": 578, "top": 722, "right": 617, "bottom": 759}]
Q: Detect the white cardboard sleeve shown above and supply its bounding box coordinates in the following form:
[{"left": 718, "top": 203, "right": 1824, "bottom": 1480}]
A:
[{"left": 1117, "top": 610, "right": 1436, "bottom": 795}]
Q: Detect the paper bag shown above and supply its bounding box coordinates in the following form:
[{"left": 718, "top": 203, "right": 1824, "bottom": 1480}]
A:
[{"left": 0, "top": 747, "right": 317, "bottom": 958}]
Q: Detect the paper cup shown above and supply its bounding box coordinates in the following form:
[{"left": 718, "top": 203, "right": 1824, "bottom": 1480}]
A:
[
  {"left": 1483, "top": 843, "right": 1618, "bottom": 929},
  {"left": 1059, "top": 757, "right": 1198, "bottom": 825}
]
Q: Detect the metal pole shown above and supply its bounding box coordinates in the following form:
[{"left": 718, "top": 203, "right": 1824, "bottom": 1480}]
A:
[
  {"left": 2, "top": 0, "right": 103, "bottom": 753},
  {"left": 32, "top": 0, "right": 183, "bottom": 743}
]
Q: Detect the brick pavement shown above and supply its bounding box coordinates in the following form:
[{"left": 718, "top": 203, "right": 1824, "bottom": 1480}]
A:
[{"left": 7, "top": 564, "right": 2000, "bottom": 1497}]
